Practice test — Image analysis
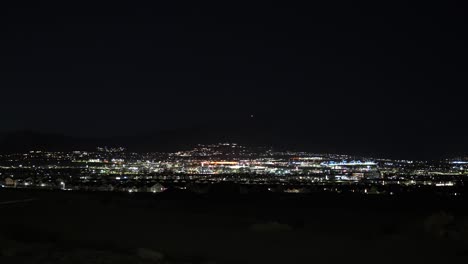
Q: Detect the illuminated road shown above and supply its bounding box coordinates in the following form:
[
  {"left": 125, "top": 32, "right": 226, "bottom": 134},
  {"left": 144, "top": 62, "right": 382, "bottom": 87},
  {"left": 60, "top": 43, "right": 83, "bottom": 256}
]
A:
[{"left": 0, "top": 198, "right": 37, "bottom": 205}]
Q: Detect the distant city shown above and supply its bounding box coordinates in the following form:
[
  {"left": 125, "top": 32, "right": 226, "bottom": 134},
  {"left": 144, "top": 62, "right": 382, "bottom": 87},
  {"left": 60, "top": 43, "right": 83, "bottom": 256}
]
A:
[{"left": 1, "top": 143, "right": 467, "bottom": 196}]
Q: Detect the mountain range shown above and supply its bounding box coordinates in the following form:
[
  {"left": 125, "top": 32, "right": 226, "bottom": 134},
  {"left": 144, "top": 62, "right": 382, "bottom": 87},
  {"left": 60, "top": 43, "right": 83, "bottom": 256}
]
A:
[{"left": 0, "top": 121, "right": 466, "bottom": 160}]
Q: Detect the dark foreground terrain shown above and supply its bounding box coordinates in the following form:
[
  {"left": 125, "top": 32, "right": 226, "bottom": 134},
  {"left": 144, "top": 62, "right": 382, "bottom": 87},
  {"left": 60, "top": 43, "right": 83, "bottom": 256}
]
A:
[{"left": 1, "top": 188, "right": 468, "bottom": 263}]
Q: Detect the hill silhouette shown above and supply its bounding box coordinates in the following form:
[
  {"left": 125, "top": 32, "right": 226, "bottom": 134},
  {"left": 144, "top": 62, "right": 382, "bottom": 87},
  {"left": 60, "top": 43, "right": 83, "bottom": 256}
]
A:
[{"left": 0, "top": 119, "right": 467, "bottom": 160}]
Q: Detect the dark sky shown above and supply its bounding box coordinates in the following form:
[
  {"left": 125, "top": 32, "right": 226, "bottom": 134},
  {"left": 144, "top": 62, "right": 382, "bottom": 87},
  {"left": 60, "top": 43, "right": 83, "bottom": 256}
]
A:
[{"left": 1, "top": 2, "right": 467, "bottom": 156}]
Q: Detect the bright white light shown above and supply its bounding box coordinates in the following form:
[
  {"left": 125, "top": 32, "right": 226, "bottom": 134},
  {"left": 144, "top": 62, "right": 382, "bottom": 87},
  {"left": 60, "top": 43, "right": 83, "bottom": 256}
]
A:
[{"left": 435, "top": 182, "right": 454, "bottom": 187}]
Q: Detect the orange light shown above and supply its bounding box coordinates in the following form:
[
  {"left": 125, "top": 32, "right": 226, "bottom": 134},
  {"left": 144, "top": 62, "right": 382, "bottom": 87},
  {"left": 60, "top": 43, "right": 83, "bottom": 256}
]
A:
[{"left": 208, "top": 161, "right": 238, "bottom": 165}]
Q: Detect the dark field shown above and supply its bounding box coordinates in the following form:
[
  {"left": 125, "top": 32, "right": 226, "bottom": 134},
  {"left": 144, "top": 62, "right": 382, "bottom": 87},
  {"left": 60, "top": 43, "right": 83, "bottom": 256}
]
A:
[{"left": 1, "top": 189, "right": 468, "bottom": 263}]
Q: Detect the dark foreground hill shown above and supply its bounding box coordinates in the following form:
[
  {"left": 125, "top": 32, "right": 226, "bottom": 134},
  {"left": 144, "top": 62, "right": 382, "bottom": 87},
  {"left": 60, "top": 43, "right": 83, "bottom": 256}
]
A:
[{"left": 1, "top": 189, "right": 468, "bottom": 263}]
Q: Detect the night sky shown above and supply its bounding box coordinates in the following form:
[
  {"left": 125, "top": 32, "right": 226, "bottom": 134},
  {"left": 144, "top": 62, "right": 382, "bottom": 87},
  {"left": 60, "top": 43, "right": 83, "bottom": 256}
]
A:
[{"left": 1, "top": 2, "right": 467, "bottom": 157}]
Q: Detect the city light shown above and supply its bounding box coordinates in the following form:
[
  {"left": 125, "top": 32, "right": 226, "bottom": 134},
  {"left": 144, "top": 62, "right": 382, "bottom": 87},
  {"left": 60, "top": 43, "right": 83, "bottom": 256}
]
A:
[{"left": 0, "top": 143, "right": 466, "bottom": 195}]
